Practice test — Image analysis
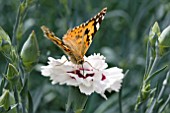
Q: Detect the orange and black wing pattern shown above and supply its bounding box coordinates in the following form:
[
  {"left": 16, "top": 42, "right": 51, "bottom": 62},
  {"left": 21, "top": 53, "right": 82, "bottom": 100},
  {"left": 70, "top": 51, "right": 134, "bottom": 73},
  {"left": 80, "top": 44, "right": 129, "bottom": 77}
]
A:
[
  {"left": 63, "top": 7, "right": 107, "bottom": 56},
  {"left": 41, "top": 7, "right": 107, "bottom": 64},
  {"left": 41, "top": 26, "right": 73, "bottom": 57}
]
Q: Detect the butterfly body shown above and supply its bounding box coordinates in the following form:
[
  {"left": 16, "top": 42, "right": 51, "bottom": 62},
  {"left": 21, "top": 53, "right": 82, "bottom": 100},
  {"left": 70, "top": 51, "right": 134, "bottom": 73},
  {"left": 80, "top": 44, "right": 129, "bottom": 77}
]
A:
[{"left": 41, "top": 8, "right": 107, "bottom": 64}]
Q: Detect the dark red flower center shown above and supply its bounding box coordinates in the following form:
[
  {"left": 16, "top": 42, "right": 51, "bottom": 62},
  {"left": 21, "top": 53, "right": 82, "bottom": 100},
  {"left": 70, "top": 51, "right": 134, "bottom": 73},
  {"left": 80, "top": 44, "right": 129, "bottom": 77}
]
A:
[{"left": 67, "top": 68, "right": 106, "bottom": 81}]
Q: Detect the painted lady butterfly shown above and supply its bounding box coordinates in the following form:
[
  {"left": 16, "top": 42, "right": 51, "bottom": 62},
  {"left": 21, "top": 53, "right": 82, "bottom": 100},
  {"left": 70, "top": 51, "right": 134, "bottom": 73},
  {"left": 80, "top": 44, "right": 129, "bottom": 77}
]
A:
[{"left": 41, "top": 7, "right": 107, "bottom": 64}]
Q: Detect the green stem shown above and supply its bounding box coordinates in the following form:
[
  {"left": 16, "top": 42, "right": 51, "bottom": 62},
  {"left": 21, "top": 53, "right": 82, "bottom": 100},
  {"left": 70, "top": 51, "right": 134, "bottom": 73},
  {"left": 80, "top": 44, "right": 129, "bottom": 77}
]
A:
[
  {"left": 13, "top": 86, "right": 20, "bottom": 113},
  {"left": 159, "top": 94, "right": 170, "bottom": 113},
  {"left": 119, "top": 70, "right": 128, "bottom": 113},
  {"left": 135, "top": 40, "right": 160, "bottom": 111},
  {"left": 150, "top": 71, "right": 170, "bottom": 112},
  {"left": 12, "top": 5, "right": 21, "bottom": 46},
  {"left": 118, "top": 88, "right": 122, "bottom": 113},
  {"left": 21, "top": 72, "right": 29, "bottom": 113},
  {"left": 144, "top": 41, "right": 151, "bottom": 78},
  {"left": 147, "top": 41, "right": 160, "bottom": 77},
  {"left": 135, "top": 41, "right": 152, "bottom": 110},
  {"left": 147, "top": 56, "right": 159, "bottom": 78},
  {"left": 66, "top": 87, "right": 88, "bottom": 113},
  {"left": 157, "top": 71, "right": 169, "bottom": 100}
]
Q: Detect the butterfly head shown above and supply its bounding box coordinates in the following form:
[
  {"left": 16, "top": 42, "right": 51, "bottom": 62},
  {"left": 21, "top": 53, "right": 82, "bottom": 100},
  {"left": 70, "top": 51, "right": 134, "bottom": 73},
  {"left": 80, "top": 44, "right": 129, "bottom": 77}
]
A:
[
  {"left": 77, "top": 58, "right": 84, "bottom": 64},
  {"left": 69, "top": 55, "right": 84, "bottom": 64}
]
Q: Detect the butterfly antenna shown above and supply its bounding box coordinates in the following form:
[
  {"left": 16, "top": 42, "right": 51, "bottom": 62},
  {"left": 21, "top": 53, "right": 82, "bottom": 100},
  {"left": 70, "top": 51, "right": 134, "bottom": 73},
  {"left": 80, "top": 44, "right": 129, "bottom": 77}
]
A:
[
  {"left": 55, "top": 60, "right": 67, "bottom": 66},
  {"left": 84, "top": 61, "right": 99, "bottom": 71}
]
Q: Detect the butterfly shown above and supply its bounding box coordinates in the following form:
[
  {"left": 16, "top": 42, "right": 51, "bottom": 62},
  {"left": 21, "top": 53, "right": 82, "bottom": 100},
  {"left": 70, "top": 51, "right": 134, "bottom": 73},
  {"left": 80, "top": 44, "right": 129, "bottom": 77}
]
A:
[{"left": 41, "top": 7, "right": 107, "bottom": 64}]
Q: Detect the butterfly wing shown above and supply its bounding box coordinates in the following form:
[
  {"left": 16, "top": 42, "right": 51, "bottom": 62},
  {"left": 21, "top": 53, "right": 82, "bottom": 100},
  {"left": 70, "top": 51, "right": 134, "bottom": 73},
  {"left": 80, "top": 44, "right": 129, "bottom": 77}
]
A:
[
  {"left": 41, "top": 8, "right": 107, "bottom": 64},
  {"left": 63, "top": 7, "right": 107, "bottom": 57},
  {"left": 41, "top": 26, "right": 74, "bottom": 58}
]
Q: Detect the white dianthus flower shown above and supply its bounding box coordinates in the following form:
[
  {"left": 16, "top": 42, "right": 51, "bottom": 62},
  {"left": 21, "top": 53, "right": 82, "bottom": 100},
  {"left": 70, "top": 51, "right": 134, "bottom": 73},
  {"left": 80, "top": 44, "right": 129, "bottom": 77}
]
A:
[{"left": 41, "top": 53, "right": 124, "bottom": 99}]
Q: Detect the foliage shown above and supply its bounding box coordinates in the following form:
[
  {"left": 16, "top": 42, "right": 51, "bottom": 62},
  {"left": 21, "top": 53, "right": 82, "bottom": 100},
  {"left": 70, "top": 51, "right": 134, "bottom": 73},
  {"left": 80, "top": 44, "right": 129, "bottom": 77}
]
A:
[{"left": 0, "top": 0, "right": 170, "bottom": 113}]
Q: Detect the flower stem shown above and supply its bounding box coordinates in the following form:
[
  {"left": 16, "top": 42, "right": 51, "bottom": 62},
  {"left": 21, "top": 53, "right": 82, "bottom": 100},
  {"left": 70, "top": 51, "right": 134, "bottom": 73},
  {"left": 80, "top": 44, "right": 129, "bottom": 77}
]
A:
[
  {"left": 135, "top": 40, "right": 160, "bottom": 110},
  {"left": 146, "top": 72, "right": 168, "bottom": 113},
  {"left": 118, "top": 88, "right": 122, "bottom": 113},
  {"left": 12, "top": 5, "right": 21, "bottom": 46},
  {"left": 157, "top": 71, "right": 169, "bottom": 100},
  {"left": 159, "top": 94, "right": 170, "bottom": 113},
  {"left": 13, "top": 86, "right": 19, "bottom": 113},
  {"left": 147, "top": 41, "right": 159, "bottom": 78},
  {"left": 66, "top": 87, "right": 88, "bottom": 113}
]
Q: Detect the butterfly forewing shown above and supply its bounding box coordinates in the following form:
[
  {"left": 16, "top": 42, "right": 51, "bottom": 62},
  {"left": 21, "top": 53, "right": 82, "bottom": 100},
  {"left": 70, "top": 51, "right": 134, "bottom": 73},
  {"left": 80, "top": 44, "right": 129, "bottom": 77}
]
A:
[
  {"left": 63, "top": 7, "right": 107, "bottom": 56},
  {"left": 81, "top": 7, "right": 107, "bottom": 55}
]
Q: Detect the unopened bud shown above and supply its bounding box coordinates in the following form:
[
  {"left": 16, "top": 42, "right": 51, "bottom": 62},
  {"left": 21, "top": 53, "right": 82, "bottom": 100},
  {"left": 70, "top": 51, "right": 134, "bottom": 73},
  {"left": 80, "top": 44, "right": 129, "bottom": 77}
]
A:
[
  {"left": 159, "top": 25, "right": 170, "bottom": 47},
  {"left": 20, "top": 31, "right": 40, "bottom": 72},
  {"left": 149, "top": 22, "right": 160, "bottom": 46},
  {"left": 142, "top": 84, "right": 151, "bottom": 100},
  {"left": 0, "top": 26, "right": 11, "bottom": 54},
  {"left": 0, "top": 90, "right": 10, "bottom": 110},
  {"left": 6, "top": 63, "right": 19, "bottom": 83}
]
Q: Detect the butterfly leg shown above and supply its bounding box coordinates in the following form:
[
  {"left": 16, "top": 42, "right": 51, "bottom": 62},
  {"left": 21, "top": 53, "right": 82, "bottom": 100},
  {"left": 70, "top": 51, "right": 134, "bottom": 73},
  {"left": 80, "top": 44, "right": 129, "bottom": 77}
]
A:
[{"left": 81, "top": 64, "right": 85, "bottom": 76}]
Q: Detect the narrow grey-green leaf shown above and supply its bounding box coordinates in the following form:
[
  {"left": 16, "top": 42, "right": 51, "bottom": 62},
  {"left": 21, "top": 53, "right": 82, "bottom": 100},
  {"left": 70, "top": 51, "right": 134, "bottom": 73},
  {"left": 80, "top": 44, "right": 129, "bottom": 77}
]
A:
[
  {"left": 32, "top": 86, "right": 44, "bottom": 113},
  {"left": 0, "top": 77, "right": 5, "bottom": 96},
  {"left": 28, "top": 91, "right": 33, "bottom": 113},
  {"left": 145, "top": 65, "right": 167, "bottom": 83}
]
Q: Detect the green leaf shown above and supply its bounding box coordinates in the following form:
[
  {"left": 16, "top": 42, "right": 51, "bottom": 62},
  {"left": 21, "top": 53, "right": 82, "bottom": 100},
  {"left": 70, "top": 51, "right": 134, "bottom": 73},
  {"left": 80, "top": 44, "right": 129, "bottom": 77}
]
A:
[
  {"left": 32, "top": 86, "right": 44, "bottom": 113},
  {"left": 13, "top": 87, "right": 19, "bottom": 112},
  {"left": 0, "top": 104, "right": 17, "bottom": 113},
  {"left": 28, "top": 91, "right": 33, "bottom": 113},
  {"left": 8, "top": 104, "right": 18, "bottom": 113},
  {"left": 145, "top": 65, "right": 167, "bottom": 83},
  {"left": 0, "top": 105, "right": 7, "bottom": 113},
  {"left": 20, "top": 78, "right": 28, "bottom": 99},
  {"left": 159, "top": 94, "right": 170, "bottom": 113},
  {"left": 0, "top": 78, "right": 5, "bottom": 96}
]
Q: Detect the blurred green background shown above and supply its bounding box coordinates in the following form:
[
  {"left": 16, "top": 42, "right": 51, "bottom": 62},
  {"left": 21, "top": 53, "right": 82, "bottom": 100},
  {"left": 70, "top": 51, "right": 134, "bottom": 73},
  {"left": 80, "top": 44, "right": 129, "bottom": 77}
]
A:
[{"left": 0, "top": 0, "right": 170, "bottom": 113}]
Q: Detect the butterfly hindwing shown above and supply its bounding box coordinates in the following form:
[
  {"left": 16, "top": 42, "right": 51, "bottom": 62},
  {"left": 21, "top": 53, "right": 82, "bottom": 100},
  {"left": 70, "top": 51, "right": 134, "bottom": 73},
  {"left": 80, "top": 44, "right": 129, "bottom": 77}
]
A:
[{"left": 41, "top": 26, "right": 73, "bottom": 57}]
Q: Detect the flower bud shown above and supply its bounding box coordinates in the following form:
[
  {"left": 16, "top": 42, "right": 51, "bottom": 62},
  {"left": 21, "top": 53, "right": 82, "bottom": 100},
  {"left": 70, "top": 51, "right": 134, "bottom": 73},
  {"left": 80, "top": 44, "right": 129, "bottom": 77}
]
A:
[
  {"left": 0, "top": 90, "right": 16, "bottom": 112},
  {"left": 0, "top": 26, "right": 12, "bottom": 54},
  {"left": 20, "top": 31, "right": 40, "bottom": 72},
  {"left": 149, "top": 22, "right": 160, "bottom": 46},
  {"left": 0, "top": 90, "right": 10, "bottom": 110},
  {"left": 158, "top": 25, "right": 170, "bottom": 47},
  {"left": 6, "top": 63, "right": 19, "bottom": 83},
  {"left": 151, "top": 22, "right": 161, "bottom": 36},
  {"left": 141, "top": 84, "right": 151, "bottom": 100},
  {"left": 10, "top": 47, "right": 19, "bottom": 65}
]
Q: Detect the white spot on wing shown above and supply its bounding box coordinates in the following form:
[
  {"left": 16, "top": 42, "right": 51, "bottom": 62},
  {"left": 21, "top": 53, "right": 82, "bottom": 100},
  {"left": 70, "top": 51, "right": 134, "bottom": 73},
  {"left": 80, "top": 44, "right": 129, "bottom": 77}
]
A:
[
  {"left": 96, "top": 22, "right": 100, "bottom": 30},
  {"left": 96, "top": 18, "right": 99, "bottom": 22},
  {"left": 102, "top": 15, "right": 104, "bottom": 20},
  {"left": 94, "top": 15, "right": 97, "bottom": 19}
]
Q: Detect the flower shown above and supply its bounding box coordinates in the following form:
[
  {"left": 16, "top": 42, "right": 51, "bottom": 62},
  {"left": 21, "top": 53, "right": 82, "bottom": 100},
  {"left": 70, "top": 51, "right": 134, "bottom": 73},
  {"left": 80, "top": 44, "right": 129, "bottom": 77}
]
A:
[{"left": 41, "top": 53, "right": 124, "bottom": 99}]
